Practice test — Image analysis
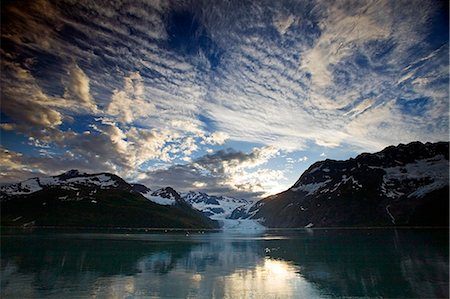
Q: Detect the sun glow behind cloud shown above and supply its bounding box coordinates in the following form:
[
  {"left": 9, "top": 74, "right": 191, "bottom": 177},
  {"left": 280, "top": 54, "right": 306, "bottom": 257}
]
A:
[{"left": 0, "top": 0, "right": 448, "bottom": 199}]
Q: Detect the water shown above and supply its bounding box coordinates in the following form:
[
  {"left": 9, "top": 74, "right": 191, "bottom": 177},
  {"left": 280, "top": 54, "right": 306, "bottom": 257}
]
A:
[{"left": 1, "top": 228, "right": 448, "bottom": 298}]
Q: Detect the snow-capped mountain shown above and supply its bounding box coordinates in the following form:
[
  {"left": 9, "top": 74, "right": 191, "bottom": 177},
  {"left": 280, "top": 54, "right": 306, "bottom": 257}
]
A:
[
  {"left": 131, "top": 183, "right": 151, "bottom": 194},
  {"left": 140, "top": 187, "right": 181, "bottom": 206},
  {"left": 181, "top": 191, "right": 254, "bottom": 220},
  {"left": 250, "top": 141, "right": 449, "bottom": 228},
  {"left": 132, "top": 187, "right": 263, "bottom": 231},
  {"left": 0, "top": 169, "right": 129, "bottom": 200},
  {"left": 0, "top": 170, "right": 218, "bottom": 229}
]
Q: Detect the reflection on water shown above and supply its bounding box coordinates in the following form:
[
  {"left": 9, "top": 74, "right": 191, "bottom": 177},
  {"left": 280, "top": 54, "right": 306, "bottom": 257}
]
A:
[
  {"left": 223, "top": 258, "right": 322, "bottom": 298},
  {"left": 1, "top": 229, "right": 448, "bottom": 298}
]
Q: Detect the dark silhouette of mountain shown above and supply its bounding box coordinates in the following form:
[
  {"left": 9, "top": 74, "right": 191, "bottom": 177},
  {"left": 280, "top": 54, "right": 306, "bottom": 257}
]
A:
[
  {"left": 0, "top": 170, "right": 218, "bottom": 229},
  {"left": 250, "top": 141, "right": 449, "bottom": 227}
]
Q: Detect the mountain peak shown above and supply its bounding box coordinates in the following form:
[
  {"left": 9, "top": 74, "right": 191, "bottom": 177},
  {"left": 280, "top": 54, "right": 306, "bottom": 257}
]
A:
[
  {"left": 0, "top": 170, "right": 131, "bottom": 200},
  {"left": 131, "top": 183, "right": 151, "bottom": 194},
  {"left": 153, "top": 187, "right": 180, "bottom": 198},
  {"left": 57, "top": 169, "right": 86, "bottom": 180},
  {"left": 252, "top": 141, "right": 449, "bottom": 228}
]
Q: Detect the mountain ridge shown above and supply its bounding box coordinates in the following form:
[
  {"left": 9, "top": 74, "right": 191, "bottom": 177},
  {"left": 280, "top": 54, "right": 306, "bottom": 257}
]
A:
[
  {"left": 249, "top": 141, "right": 449, "bottom": 227},
  {"left": 181, "top": 191, "right": 254, "bottom": 220},
  {"left": 0, "top": 170, "right": 218, "bottom": 229},
  {"left": 1, "top": 141, "right": 448, "bottom": 229}
]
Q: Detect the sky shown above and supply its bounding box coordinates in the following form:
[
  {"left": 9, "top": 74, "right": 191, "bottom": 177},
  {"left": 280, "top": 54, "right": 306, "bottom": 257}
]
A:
[{"left": 0, "top": 0, "right": 449, "bottom": 199}]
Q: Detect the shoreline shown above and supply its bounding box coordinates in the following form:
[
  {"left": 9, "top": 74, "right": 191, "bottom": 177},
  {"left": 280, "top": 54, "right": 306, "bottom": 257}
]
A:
[{"left": 1, "top": 225, "right": 448, "bottom": 233}]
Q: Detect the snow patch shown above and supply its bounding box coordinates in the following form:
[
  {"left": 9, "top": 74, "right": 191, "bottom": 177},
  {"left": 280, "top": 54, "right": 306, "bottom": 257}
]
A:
[
  {"left": 146, "top": 195, "right": 176, "bottom": 206},
  {"left": 329, "top": 175, "right": 362, "bottom": 193},
  {"left": 343, "top": 175, "right": 362, "bottom": 188},
  {"left": 39, "top": 177, "right": 60, "bottom": 186},
  {"left": 2, "top": 178, "right": 43, "bottom": 195},
  {"left": 382, "top": 155, "right": 448, "bottom": 199},
  {"left": 66, "top": 174, "right": 118, "bottom": 188},
  {"left": 141, "top": 190, "right": 176, "bottom": 205},
  {"left": 308, "top": 165, "right": 322, "bottom": 173},
  {"left": 408, "top": 181, "right": 448, "bottom": 198},
  {"left": 291, "top": 180, "right": 331, "bottom": 195}
]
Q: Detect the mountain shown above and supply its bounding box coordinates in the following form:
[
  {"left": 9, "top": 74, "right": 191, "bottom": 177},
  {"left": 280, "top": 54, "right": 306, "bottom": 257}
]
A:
[
  {"left": 0, "top": 170, "right": 218, "bottom": 229},
  {"left": 180, "top": 191, "right": 265, "bottom": 231},
  {"left": 250, "top": 141, "right": 449, "bottom": 228},
  {"left": 181, "top": 191, "right": 254, "bottom": 220},
  {"left": 144, "top": 187, "right": 183, "bottom": 206},
  {"left": 131, "top": 183, "right": 151, "bottom": 194}
]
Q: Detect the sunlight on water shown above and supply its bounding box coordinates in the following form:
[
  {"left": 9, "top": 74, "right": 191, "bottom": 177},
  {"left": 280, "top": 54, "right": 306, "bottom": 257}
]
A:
[
  {"left": 222, "top": 258, "right": 323, "bottom": 298},
  {"left": 76, "top": 257, "right": 323, "bottom": 299}
]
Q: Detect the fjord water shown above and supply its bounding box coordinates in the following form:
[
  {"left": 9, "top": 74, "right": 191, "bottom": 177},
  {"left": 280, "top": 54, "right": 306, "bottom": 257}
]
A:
[{"left": 1, "top": 229, "right": 448, "bottom": 298}]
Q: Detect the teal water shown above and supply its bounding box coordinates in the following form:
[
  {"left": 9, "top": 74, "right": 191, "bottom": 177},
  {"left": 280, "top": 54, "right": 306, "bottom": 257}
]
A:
[{"left": 1, "top": 229, "right": 448, "bottom": 298}]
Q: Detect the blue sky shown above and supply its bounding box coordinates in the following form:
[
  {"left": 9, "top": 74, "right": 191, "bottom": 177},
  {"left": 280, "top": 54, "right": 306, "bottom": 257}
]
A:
[{"left": 1, "top": 0, "right": 448, "bottom": 199}]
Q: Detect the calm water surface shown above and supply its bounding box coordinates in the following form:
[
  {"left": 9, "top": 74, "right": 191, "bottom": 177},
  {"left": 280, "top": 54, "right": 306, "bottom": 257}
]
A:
[{"left": 1, "top": 228, "right": 448, "bottom": 298}]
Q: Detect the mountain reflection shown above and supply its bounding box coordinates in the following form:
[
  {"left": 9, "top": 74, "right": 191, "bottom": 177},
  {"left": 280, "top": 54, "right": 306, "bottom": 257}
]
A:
[{"left": 1, "top": 229, "right": 448, "bottom": 298}]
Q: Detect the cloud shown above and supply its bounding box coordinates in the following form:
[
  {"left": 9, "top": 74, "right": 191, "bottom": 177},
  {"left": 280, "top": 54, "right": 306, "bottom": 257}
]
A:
[
  {"left": 0, "top": 60, "right": 100, "bottom": 139},
  {"left": 0, "top": 148, "right": 27, "bottom": 183},
  {"left": 0, "top": 146, "right": 116, "bottom": 183},
  {"left": 202, "top": 0, "right": 446, "bottom": 152},
  {"left": 202, "top": 132, "right": 229, "bottom": 145},
  {"left": 64, "top": 64, "right": 97, "bottom": 112},
  {"left": 4, "top": 0, "right": 445, "bottom": 155},
  {"left": 0, "top": 0, "right": 447, "bottom": 196},
  {"left": 81, "top": 121, "right": 182, "bottom": 173},
  {"left": 300, "top": 1, "right": 392, "bottom": 89},
  {"left": 107, "top": 72, "right": 155, "bottom": 123},
  {"left": 193, "top": 146, "right": 279, "bottom": 175},
  {"left": 1, "top": 0, "right": 63, "bottom": 52},
  {"left": 0, "top": 124, "right": 16, "bottom": 131},
  {"left": 273, "top": 13, "right": 299, "bottom": 35},
  {"left": 344, "top": 98, "right": 376, "bottom": 118},
  {"left": 142, "top": 146, "right": 284, "bottom": 198},
  {"left": 192, "top": 181, "right": 206, "bottom": 188},
  {"left": 170, "top": 119, "right": 204, "bottom": 135},
  {"left": 0, "top": 61, "right": 63, "bottom": 130},
  {"left": 297, "top": 156, "right": 308, "bottom": 162},
  {"left": 0, "top": 121, "right": 189, "bottom": 182}
]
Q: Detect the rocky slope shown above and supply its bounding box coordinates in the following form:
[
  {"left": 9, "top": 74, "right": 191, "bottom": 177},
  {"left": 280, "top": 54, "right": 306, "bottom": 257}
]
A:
[
  {"left": 250, "top": 141, "right": 449, "bottom": 227},
  {"left": 0, "top": 170, "right": 218, "bottom": 229}
]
